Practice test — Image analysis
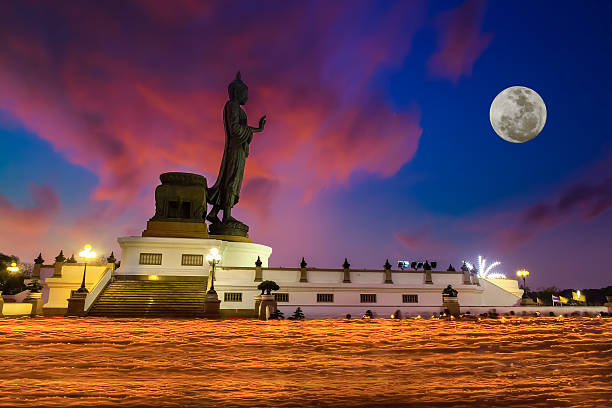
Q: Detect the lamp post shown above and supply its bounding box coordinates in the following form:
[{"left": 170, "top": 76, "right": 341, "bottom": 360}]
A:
[
  {"left": 77, "top": 245, "right": 97, "bottom": 293},
  {"left": 206, "top": 248, "right": 222, "bottom": 294},
  {"left": 6, "top": 262, "right": 20, "bottom": 273},
  {"left": 516, "top": 269, "right": 530, "bottom": 296}
]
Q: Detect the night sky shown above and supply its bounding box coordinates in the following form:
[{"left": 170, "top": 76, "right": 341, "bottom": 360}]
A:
[{"left": 1, "top": 1, "right": 611, "bottom": 289}]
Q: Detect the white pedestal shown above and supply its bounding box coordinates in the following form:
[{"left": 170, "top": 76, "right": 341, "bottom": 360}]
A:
[{"left": 115, "top": 236, "right": 272, "bottom": 277}]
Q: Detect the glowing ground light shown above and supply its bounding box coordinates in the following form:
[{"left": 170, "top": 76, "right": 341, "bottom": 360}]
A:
[{"left": 0, "top": 318, "right": 610, "bottom": 406}]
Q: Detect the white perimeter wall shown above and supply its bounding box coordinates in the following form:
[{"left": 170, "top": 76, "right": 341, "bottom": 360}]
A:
[{"left": 214, "top": 266, "right": 526, "bottom": 318}]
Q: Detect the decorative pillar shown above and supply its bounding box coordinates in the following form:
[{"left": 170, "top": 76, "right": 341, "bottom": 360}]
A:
[
  {"left": 204, "top": 292, "right": 221, "bottom": 318},
  {"left": 32, "top": 253, "right": 44, "bottom": 279},
  {"left": 253, "top": 294, "right": 262, "bottom": 317},
  {"left": 423, "top": 260, "right": 432, "bottom": 284},
  {"left": 66, "top": 290, "right": 87, "bottom": 317},
  {"left": 254, "top": 256, "right": 263, "bottom": 282},
  {"left": 384, "top": 259, "right": 393, "bottom": 284},
  {"left": 342, "top": 258, "right": 351, "bottom": 283},
  {"left": 53, "top": 250, "right": 66, "bottom": 278},
  {"left": 605, "top": 296, "right": 612, "bottom": 315},
  {"left": 299, "top": 257, "right": 308, "bottom": 283},
  {"left": 106, "top": 252, "right": 117, "bottom": 273},
  {"left": 462, "top": 270, "right": 471, "bottom": 285},
  {"left": 25, "top": 292, "right": 43, "bottom": 317},
  {"left": 442, "top": 285, "right": 460, "bottom": 317},
  {"left": 258, "top": 294, "right": 278, "bottom": 320}
]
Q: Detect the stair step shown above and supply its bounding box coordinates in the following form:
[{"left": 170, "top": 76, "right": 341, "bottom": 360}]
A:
[
  {"left": 95, "top": 295, "right": 206, "bottom": 297},
  {"left": 88, "top": 279, "right": 213, "bottom": 317},
  {"left": 92, "top": 303, "right": 205, "bottom": 305}
]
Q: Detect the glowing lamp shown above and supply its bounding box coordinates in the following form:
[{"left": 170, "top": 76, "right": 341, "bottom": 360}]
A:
[
  {"left": 206, "top": 247, "right": 222, "bottom": 263},
  {"left": 516, "top": 269, "right": 529, "bottom": 278},
  {"left": 206, "top": 248, "right": 222, "bottom": 294},
  {"left": 516, "top": 269, "right": 530, "bottom": 297},
  {"left": 79, "top": 244, "right": 97, "bottom": 260},
  {"left": 6, "top": 262, "right": 19, "bottom": 273},
  {"left": 76, "top": 244, "right": 97, "bottom": 293}
]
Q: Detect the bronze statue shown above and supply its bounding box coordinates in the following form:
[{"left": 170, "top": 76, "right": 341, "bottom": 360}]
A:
[{"left": 206, "top": 72, "right": 266, "bottom": 234}]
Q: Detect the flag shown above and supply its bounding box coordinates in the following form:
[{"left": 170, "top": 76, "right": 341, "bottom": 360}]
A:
[
  {"left": 559, "top": 296, "right": 569, "bottom": 304},
  {"left": 552, "top": 295, "right": 561, "bottom": 304},
  {"left": 536, "top": 297, "right": 543, "bottom": 305},
  {"left": 572, "top": 291, "right": 586, "bottom": 302}
]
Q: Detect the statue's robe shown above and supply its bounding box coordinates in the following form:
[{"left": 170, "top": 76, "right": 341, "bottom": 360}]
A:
[{"left": 207, "top": 100, "right": 253, "bottom": 210}]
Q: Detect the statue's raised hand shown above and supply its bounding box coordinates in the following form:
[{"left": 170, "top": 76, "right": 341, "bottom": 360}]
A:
[{"left": 258, "top": 115, "right": 267, "bottom": 131}]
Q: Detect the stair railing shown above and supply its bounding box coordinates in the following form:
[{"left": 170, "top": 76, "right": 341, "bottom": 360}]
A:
[{"left": 84, "top": 265, "right": 114, "bottom": 312}]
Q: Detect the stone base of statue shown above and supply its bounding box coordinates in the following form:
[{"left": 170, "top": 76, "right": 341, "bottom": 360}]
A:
[
  {"left": 443, "top": 296, "right": 460, "bottom": 317},
  {"left": 209, "top": 220, "right": 250, "bottom": 239},
  {"left": 116, "top": 236, "right": 271, "bottom": 277},
  {"left": 258, "top": 294, "right": 277, "bottom": 320},
  {"left": 142, "top": 220, "right": 209, "bottom": 239},
  {"left": 204, "top": 291, "right": 221, "bottom": 318},
  {"left": 66, "top": 290, "right": 87, "bottom": 317},
  {"left": 143, "top": 172, "right": 209, "bottom": 239}
]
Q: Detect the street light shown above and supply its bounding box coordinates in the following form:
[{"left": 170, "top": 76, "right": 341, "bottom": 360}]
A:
[
  {"left": 77, "top": 244, "right": 97, "bottom": 293},
  {"left": 206, "top": 248, "right": 222, "bottom": 294},
  {"left": 516, "top": 269, "right": 530, "bottom": 295},
  {"left": 6, "top": 262, "right": 19, "bottom": 273}
]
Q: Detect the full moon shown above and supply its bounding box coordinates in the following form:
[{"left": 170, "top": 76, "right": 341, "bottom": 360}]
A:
[{"left": 490, "top": 86, "right": 546, "bottom": 143}]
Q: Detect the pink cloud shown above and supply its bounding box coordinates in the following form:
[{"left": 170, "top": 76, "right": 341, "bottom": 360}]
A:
[
  {"left": 239, "top": 177, "right": 281, "bottom": 219},
  {"left": 427, "top": 0, "right": 493, "bottom": 83},
  {"left": 489, "top": 174, "right": 612, "bottom": 250},
  {"left": 0, "top": 1, "right": 434, "bottom": 262},
  {"left": 493, "top": 228, "right": 536, "bottom": 251},
  {"left": 0, "top": 185, "right": 60, "bottom": 240},
  {"left": 395, "top": 232, "right": 425, "bottom": 249},
  {"left": 0, "top": 1, "right": 425, "bottom": 219},
  {"left": 394, "top": 229, "right": 449, "bottom": 257}
]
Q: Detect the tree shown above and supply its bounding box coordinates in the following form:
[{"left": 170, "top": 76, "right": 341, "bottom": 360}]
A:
[
  {"left": 26, "top": 279, "right": 43, "bottom": 293},
  {"left": 0, "top": 253, "right": 27, "bottom": 295},
  {"left": 290, "top": 307, "right": 305, "bottom": 320},
  {"left": 269, "top": 309, "right": 284, "bottom": 320},
  {"left": 257, "top": 280, "right": 279, "bottom": 295}
]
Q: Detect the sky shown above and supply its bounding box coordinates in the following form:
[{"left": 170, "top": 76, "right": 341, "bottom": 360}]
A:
[{"left": 1, "top": 0, "right": 611, "bottom": 289}]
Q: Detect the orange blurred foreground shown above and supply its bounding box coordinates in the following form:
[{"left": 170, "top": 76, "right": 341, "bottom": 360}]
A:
[{"left": 0, "top": 317, "right": 610, "bottom": 407}]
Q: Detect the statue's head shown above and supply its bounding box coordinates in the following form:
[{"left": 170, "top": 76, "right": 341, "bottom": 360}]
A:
[{"left": 228, "top": 71, "right": 248, "bottom": 105}]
